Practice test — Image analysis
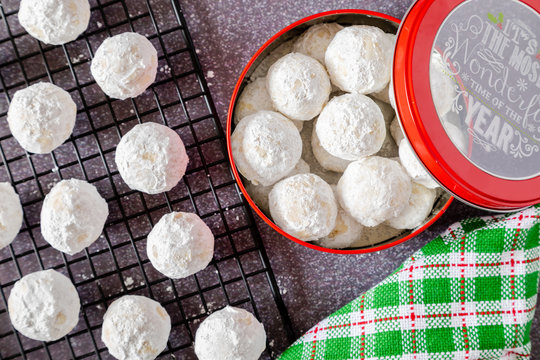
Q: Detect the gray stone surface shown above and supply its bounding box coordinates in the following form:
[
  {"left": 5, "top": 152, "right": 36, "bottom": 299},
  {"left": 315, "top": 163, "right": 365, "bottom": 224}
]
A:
[{"left": 182, "top": 0, "right": 540, "bottom": 358}]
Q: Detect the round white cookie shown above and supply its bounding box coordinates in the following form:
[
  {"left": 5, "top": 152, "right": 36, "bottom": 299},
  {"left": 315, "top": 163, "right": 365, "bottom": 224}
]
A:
[
  {"left": 8, "top": 269, "right": 80, "bottom": 341},
  {"left": 443, "top": 120, "right": 468, "bottom": 153},
  {"left": 337, "top": 157, "right": 412, "bottom": 227},
  {"left": 115, "top": 122, "right": 188, "bottom": 194},
  {"left": 234, "top": 78, "right": 303, "bottom": 131},
  {"left": 18, "top": 0, "right": 90, "bottom": 45},
  {"left": 311, "top": 120, "right": 351, "bottom": 173},
  {"left": 244, "top": 159, "right": 310, "bottom": 214},
  {"left": 147, "top": 212, "right": 214, "bottom": 279},
  {"left": 293, "top": 23, "right": 343, "bottom": 65},
  {"left": 41, "top": 179, "right": 109, "bottom": 255},
  {"left": 269, "top": 174, "right": 337, "bottom": 241},
  {"left": 231, "top": 110, "right": 302, "bottom": 186},
  {"left": 398, "top": 139, "right": 439, "bottom": 189},
  {"left": 325, "top": 25, "right": 394, "bottom": 94},
  {"left": 0, "top": 183, "right": 23, "bottom": 250},
  {"left": 267, "top": 53, "right": 331, "bottom": 121},
  {"left": 91, "top": 32, "right": 158, "bottom": 99},
  {"left": 430, "top": 52, "right": 456, "bottom": 117},
  {"left": 390, "top": 116, "right": 405, "bottom": 145},
  {"left": 316, "top": 186, "right": 363, "bottom": 249},
  {"left": 7, "top": 83, "right": 77, "bottom": 154},
  {"left": 316, "top": 93, "right": 385, "bottom": 161},
  {"left": 386, "top": 183, "right": 437, "bottom": 230},
  {"left": 234, "top": 77, "right": 275, "bottom": 125},
  {"left": 102, "top": 295, "right": 171, "bottom": 360},
  {"left": 195, "top": 306, "right": 266, "bottom": 360}
]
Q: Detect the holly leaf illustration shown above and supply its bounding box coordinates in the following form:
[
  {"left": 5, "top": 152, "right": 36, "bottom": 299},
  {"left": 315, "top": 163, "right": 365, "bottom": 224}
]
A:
[
  {"left": 488, "top": 12, "right": 498, "bottom": 23},
  {"left": 498, "top": 12, "right": 504, "bottom": 23}
]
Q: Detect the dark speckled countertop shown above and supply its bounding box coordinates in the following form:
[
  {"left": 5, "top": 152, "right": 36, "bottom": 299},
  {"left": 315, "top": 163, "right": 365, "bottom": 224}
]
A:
[{"left": 180, "top": 0, "right": 540, "bottom": 358}]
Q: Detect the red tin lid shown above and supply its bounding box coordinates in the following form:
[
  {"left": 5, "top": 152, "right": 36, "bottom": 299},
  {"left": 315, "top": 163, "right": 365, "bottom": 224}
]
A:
[{"left": 393, "top": 0, "right": 540, "bottom": 211}]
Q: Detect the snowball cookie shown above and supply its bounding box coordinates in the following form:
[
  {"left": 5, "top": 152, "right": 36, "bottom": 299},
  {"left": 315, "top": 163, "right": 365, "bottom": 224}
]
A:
[
  {"left": 386, "top": 183, "right": 437, "bottom": 230},
  {"left": 266, "top": 53, "right": 331, "bottom": 121},
  {"left": 316, "top": 186, "right": 363, "bottom": 249},
  {"left": 102, "top": 295, "right": 171, "bottom": 360},
  {"left": 115, "top": 122, "right": 188, "bottom": 194},
  {"left": 293, "top": 23, "right": 343, "bottom": 65},
  {"left": 234, "top": 78, "right": 303, "bottom": 131},
  {"left": 371, "top": 83, "right": 391, "bottom": 104},
  {"left": 442, "top": 119, "right": 467, "bottom": 153},
  {"left": 316, "top": 93, "right": 385, "bottom": 161},
  {"left": 311, "top": 120, "right": 351, "bottom": 173},
  {"left": 195, "top": 306, "right": 266, "bottom": 360},
  {"left": 390, "top": 116, "right": 405, "bottom": 145},
  {"left": 0, "top": 183, "right": 23, "bottom": 250},
  {"left": 8, "top": 269, "right": 80, "bottom": 341},
  {"left": 245, "top": 159, "right": 310, "bottom": 214},
  {"left": 41, "top": 179, "right": 109, "bottom": 255},
  {"left": 91, "top": 32, "right": 158, "bottom": 100},
  {"left": 325, "top": 25, "right": 394, "bottom": 94},
  {"left": 398, "top": 139, "right": 439, "bottom": 189},
  {"left": 18, "top": 0, "right": 90, "bottom": 45},
  {"left": 234, "top": 77, "right": 275, "bottom": 125},
  {"left": 231, "top": 111, "right": 302, "bottom": 186},
  {"left": 7, "top": 83, "right": 76, "bottom": 154},
  {"left": 430, "top": 52, "right": 456, "bottom": 117},
  {"left": 147, "top": 212, "right": 214, "bottom": 279},
  {"left": 337, "top": 157, "right": 412, "bottom": 227},
  {"left": 269, "top": 174, "right": 337, "bottom": 241}
]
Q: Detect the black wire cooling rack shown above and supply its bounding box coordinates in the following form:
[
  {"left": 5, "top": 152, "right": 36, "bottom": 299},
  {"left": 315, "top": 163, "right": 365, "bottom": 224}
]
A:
[{"left": 0, "top": 0, "right": 295, "bottom": 358}]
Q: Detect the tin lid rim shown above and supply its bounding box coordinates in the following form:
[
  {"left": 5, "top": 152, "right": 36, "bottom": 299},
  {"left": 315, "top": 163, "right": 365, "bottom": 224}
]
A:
[{"left": 392, "top": 0, "right": 540, "bottom": 211}]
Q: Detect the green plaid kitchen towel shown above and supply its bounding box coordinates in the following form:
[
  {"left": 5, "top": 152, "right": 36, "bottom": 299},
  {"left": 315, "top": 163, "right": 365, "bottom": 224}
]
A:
[{"left": 279, "top": 205, "right": 540, "bottom": 360}]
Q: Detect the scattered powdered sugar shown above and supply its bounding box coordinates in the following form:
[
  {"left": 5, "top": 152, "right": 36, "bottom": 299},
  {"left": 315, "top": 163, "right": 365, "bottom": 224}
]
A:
[
  {"left": 8, "top": 270, "right": 80, "bottom": 342},
  {"left": 124, "top": 277, "right": 134, "bottom": 288},
  {"left": 18, "top": 0, "right": 90, "bottom": 45}
]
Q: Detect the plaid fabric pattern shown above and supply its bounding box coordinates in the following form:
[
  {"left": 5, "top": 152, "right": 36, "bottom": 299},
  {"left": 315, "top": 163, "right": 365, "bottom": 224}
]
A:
[{"left": 279, "top": 206, "right": 540, "bottom": 360}]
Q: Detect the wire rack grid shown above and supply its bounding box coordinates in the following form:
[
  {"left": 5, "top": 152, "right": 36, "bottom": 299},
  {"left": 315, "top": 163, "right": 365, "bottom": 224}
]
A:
[{"left": 0, "top": 0, "right": 295, "bottom": 358}]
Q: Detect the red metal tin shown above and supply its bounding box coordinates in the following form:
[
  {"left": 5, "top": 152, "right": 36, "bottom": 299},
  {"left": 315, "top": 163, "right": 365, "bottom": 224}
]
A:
[
  {"left": 393, "top": 0, "right": 540, "bottom": 211},
  {"left": 226, "top": 9, "right": 454, "bottom": 254}
]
